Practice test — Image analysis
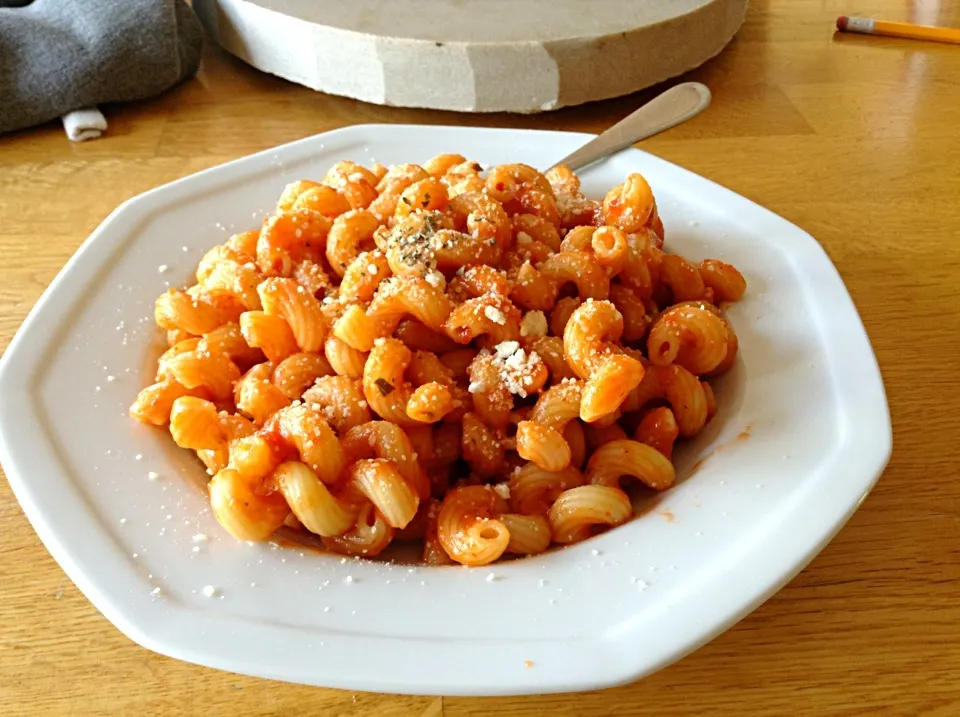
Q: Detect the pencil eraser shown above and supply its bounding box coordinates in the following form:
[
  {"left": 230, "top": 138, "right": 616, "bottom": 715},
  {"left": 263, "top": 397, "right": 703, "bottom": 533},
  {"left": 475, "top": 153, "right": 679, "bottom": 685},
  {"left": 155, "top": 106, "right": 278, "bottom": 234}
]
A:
[{"left": 836, "top": 16, "right": 849, "bottom": 31}]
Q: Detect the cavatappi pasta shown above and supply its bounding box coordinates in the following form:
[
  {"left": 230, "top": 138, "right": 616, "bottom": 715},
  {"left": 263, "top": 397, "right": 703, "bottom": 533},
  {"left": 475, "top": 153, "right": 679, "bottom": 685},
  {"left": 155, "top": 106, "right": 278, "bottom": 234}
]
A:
[{"left": 131, "top": 157, "right": 746, "bottom": 566}]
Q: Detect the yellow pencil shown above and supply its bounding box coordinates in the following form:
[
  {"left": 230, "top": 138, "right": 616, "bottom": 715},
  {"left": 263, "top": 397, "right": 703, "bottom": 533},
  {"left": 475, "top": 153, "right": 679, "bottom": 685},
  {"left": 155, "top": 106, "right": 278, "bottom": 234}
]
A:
[{"left": 836, "top": 16, "right": 960, "bottom": 45}]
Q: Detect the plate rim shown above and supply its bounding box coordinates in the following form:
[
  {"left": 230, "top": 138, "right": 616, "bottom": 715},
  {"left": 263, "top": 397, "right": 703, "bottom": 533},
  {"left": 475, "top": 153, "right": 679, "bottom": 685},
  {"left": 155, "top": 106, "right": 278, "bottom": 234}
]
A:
[{"left": 0, "top": 123, "right": 892, "bottom": 696}]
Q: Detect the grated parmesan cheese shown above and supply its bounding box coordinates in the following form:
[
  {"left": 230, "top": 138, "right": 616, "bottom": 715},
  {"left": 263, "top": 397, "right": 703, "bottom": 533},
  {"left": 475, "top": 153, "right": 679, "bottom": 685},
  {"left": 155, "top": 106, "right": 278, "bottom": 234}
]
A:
[
  {"left": 520, "top": 310, "right": 548, "bottom": 338},
  {"left": 492, "top": 341, "right": 542, "bottom": 398},
  {"left": 483, "top": 305, "right": 506, "bottom": 325},
  {"left": 495, "top": 341, "right": 520, "bottom": 359},
  {"left": 516, "top": 231, "right": 533, "bottom": 245},
  {"left": 493, "top": 483, "right": 511, "bottom": 500}
]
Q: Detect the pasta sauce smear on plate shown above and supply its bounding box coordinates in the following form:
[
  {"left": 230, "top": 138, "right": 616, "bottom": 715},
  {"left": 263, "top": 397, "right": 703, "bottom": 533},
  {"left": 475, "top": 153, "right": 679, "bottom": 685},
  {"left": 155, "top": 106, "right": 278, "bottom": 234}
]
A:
[{"left": 130, "top": 156, "right": 746, "bottom": 567}]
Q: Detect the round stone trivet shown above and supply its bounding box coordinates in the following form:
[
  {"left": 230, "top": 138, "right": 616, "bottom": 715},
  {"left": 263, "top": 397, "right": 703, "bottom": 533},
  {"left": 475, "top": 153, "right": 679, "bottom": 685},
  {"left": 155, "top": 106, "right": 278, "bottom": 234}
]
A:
[{"left": 194, "top": 0, "right": 747, "bottom": 113}]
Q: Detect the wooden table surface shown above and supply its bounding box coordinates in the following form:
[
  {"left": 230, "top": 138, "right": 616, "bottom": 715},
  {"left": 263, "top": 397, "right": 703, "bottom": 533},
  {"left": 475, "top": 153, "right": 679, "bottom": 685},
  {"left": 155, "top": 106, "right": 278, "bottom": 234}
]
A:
[{"left": 2, "top": 1, "right": 959, "bottom": 714}]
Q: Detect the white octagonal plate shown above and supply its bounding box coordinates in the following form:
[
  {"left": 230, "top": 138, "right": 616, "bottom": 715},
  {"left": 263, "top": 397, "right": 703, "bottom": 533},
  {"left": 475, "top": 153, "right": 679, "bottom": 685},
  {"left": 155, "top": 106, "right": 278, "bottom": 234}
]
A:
[{"left": 0, "top": 124, "right": 891, "bottom": 696}]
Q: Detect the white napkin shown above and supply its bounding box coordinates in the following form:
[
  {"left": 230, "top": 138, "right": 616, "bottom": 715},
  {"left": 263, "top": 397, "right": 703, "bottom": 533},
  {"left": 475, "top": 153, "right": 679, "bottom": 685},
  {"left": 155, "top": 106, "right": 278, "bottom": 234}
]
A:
[{"left": 61, "top": 107, "right": 107, "bottom": 141}]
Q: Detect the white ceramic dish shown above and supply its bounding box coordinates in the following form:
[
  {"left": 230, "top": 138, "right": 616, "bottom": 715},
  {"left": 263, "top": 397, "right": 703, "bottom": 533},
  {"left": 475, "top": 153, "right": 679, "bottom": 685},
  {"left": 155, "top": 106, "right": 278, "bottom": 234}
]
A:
[{"left": 0, "top": 124, "right": 891, "bottom": 696}]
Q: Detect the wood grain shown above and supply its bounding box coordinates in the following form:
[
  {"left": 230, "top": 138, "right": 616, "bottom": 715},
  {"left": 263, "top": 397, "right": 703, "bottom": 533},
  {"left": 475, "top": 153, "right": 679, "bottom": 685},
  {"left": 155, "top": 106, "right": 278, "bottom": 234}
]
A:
[{"left": 2, "top": 1, "right": 960, "bottom": 714}]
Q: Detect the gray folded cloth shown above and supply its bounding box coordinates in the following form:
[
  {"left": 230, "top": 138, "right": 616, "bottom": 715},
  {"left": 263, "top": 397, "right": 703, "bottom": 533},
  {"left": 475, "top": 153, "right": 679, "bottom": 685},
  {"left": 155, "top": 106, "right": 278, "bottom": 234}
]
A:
[{"left": 0, "top": 0, "right": 203, "bottom": 135}]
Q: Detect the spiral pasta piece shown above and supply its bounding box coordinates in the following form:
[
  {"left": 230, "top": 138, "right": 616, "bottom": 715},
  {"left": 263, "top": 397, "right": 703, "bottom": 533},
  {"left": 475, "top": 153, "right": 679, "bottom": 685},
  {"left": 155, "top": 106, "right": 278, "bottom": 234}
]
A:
[
  {"left": 437, "top": 485, "right": 511, "bottom": 566},
  {"left": 513, "top": 213, "right": 561, "bottom": 251},
  {"left": 602, "top": 173, "right": 655, "bottom": 233},
  {"left": 197, "top": 322, "right": 263, "bottom": 368},
  {"left": 587, "top": 439, "right": 676, "bottom": 491},
  {"left": 516, "top": 380, "right": 583, "bottom": 471},
  {"left": 659, "top": 253, "right": 707, "bottom": 303},
  {"left": 369, "top": 164, "right": 430, "bottom": 223},
  {"left": 362, "top": 338, "right": 452, "bottom": 426},
  {"left": 559, "top": 225, "right": 628, "bottom": 276},
  {"left": 619, "top": 230, "right": 660, "bottom": 299},
  {"left": 341, "top": 420, "right": 430, "bottom": 500},
  {"left": 448, "top": 264, "right": 510, "bottom": 302},
  {"left": 705, "top": 316, "right": 739, "bottom": 377},
  {"left": 540, "top": 251, "right": 610, "bottom": 301},
  {"left": 326, "top": 209, "right": 380, "bottom": 277},
  {"left": 444, "top": 294, "right": 521, "bottom": 348},
  {"left": 500, "top": 513, "right": 552, "bottom": 555},
  {"left": 235, "top": 362, "right": 289, "bottom": 425},
  {"left": 155, "top": 288, "right": 226, "bottom": 336},
  {"left": 622, "top": 363, "right": 708, "bottom": 437},
  {"left": 209, "top": 467, "right": 289, "bottom": 541},
  {"left": 258, "top": 277, "right": 327, "bottom": 353},
  {"left": 164, "top": 348, "right": 240, "bottom": 401},
  {"left": 276, "top": 179, "right": 321, "bottom": 212},
  {"left": 302, "top": 375, "right": 372, "bottom": 433},
  {"left": 508, "top": 462, "right": 586, "bottom": 515},
  {"left": 323, "top": 335, "right": 368, "bottom": 378},
  {"left": 272, "top": 352, "right": 334, "bottom": 399},
  {"left": 367, "top": 275, "right": 453, "bottom": 336},
  {"left": 699, "top": 259, "right": 747, "bottom": 302},
  {"left": 460, "top": 411, "right": 507, "bottom": 479},
  {"left": 562, "top": 300, "right": 644, "bottom": 422},
  {"left": 466, "top": 351, "right": 513, "bottom": 429},
  {"left": 239, "top": 310, "right": 299, "bottom": 363},
  {"left": 609, "top": 284, "right": 651, "bottom": 343},
  {"left": 485, "top": 163, "right": 553, "bottom": 205},
  {"left": 647, "top": 304, "right": 729, "bottom": 375},
  {"left": 273, "top": 402, "right": 346, "bottom": 484},
  {"left": 200, "top": 255, "right": 264, "bottom": 311},
  {"left": 274, "top": 461, "right": 357, "bottom": 536},
  {"left": 291, "top": 184, "right": 352, "bottom": 219},
  {"left": 443, "top": 191, "right": 512, "bottom": 256},
  {"left": 423, "top": 153, "right": 468, "bottom": 178},
  {"left": 343, "top": 458, "right": 420, "bottom": 529},
  {"left": 257, "top": 209, "right": 330, "bottom": 277},
  {"left": 394, "top": 177, "right": 449, "bottom": 220},
  {"left": 339, "top": 250, "right": 390, "bottom": 303},
  {"left": 422, "top": 498, "right": 454, "bottom": 565},
  {"left": 531, "top": 336, "right": 576, "bottom": 382},
  {"left": 441, "top": 160, "right": 485, "bottom": 197},
  {"left": 130, "top": 379, "right": 210, "bottom": 426},
  {"left": 548, "top": 484, "right": 632, "bottom": 544},
  {"left": 322, "top": 502, "right": 395, "bottom": 557},
  {"left": 634, "top": 407, "right": 680, "bottom": 459}
]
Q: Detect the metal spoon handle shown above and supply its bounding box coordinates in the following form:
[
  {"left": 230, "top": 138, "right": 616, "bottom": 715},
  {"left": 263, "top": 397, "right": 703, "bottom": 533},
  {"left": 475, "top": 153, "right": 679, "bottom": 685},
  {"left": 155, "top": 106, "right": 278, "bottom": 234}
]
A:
[{"left": 550, "top": 82, "right": 712, "bottom": 172}]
